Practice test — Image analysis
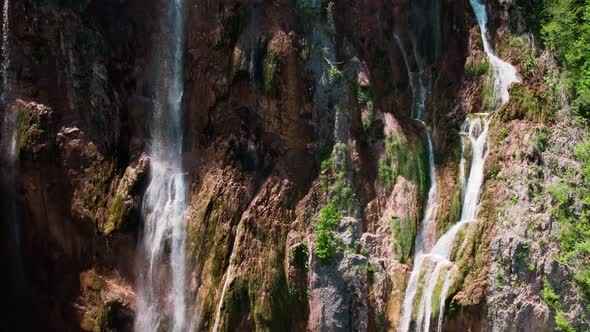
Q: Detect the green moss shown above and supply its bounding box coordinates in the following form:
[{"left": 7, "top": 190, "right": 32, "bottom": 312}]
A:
[
  {"left": 550, "top": 139, "right": 590, "bottom": 299},
  {"left": 389, "top": 214, "right": 415, "bottom": 263},
  {"left": 542, "top": 278, "right": 560, "bottom": 309},
  {"left": 378, "top": 135, "right": 429, "bottom": 198},
  {"left": 223, "top": 279, "right": 251, "bottom": 332},
  {"left": 15, "top": 104, "right": 42, "bottom": 159},
  {"left": 263, "top": 48, "right": 279, "bottom": 94},
  {"left": 357, "top": 85, "right": 375, "bottom": 106},
  {"left": 443, "top": 189, "right": 462, "bottom": 233},
  {"left": 103, "top": 195, "right": 125, "bottom": 235},
  {"left": 378, "top": 164, "right": 396, "bottom": 186}
]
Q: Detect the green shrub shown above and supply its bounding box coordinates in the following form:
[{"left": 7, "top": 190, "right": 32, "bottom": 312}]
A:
[
  {"left": 378, "top": 135, "right": 429, "bottom": 197},
  {"left": 389, "top": 215, "right": 415, "bottom": 263},
  {"left": 533, "top": 127, "right": 550, "bottom": 154},
  {"left": 378, "top": 164, "right": 396, "bottom": 186},
  {"left": 500, "top": 85, "right": 555, "bottom": 122},
  {"left": 314, "top": 203, "right": 341, "bottom": 261},
  {"left": 555, "top": 311, "right": 575, "bottom": 332},
  {"left": 464, "top": 58, "right": 490, "bottom": 79},
  {"left": 541, "top": 0, "right": 590, "bottom": 119},
  {"left": 550, "top": 140, "right": 590, "bottom": 299},
  {"left": 542, "top": 279, "right": 560, "bottom": 309},
  {"left": 15, "top": 104, "right": 42, "bottom": 159},
  {"left": 263, "top": 49, "right": 279, "bottom": 94}
]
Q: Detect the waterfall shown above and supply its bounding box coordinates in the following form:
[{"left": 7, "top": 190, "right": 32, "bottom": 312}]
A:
[
  {"left": 135, "top": 1, "right": 188, "bottom": 331},
  {"left": 470, "top": 0, "right": 519, "bottom": 107},
  {"left": 1, "top": 0, "right": 10, "bottom": 98},
  {"left": 399, "top": 1, "right": 519, "bottom": 331},
  {"left": 1, "top": 0, "right": 14, "bottom": 160}
]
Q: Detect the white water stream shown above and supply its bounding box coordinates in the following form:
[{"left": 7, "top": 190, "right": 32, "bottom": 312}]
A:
[
  {"left": 135, "top": 1, "right": 188, "bottom": 331},
  {"left": 399, "top": 1, "right": 519, "bottom": 331},
  {"left": 1, "top": 0, "right": 14, "bottom": 160}
]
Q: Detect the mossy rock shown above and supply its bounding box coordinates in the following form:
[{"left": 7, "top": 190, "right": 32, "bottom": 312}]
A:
[
  {"left": 15, "top": 104, "right": 43, "bottom": 159},
  {"left": 100, "top": 195, "right": 129, "bottom": 236},
  {"left": 389, "top": 214, "right": 415, "bottom": 264}
]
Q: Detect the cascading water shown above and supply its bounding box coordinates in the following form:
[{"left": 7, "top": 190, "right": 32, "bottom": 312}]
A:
[
  {"left": 135, "top": 1, "right": 189, "bottom": 331},
  {"left": 1, "top": 0, "right": 14, "bottom": 158},
  {"left": 399, "top": 1, "right": 519, "bottom": 331}
]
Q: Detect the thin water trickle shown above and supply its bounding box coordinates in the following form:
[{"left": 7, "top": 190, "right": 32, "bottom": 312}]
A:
[
  {"left": 399, "top": 1, "right": 519, "bottom": 331},
  {"left": 135, "top": 0, "right": 189, "bottom": 331},
  {"left": 1, "top": 0, "right": 14, "bottom": 161},
  {"left": 212, "top": 219, "right": 245, "bottom": 332}
]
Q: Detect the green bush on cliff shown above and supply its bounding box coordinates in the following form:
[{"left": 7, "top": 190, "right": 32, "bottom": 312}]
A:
[
  {"left": 549, "top": 139, "right": 590, "bottom": 300},
  {"left": 500, "top": 85, "right": 555, "bottom": 122},
  {"left": 389, "top": 215, "right": 414, "bottom": 264},
  {"left": 540, "top": 0, "right": 590, "bottom": 118},
  {"left": 314, "top": 203, "right": 341, "bottom": 261},
  {"left": 464, "top": 58, "right": 490, "bottom": 79},
  {"left": 542, "top": 279, "right": 560, "bottom": 309},
  {"left": 15, "top": 104, "right": 42, "bottom": 159},
  {"left": 263, "top": 48, "right": 279, "bottom": 94},
  {"left": 555, "top": 311, "right": 576, "bottom": 332},
  {"left": 378, "top": 135, "right": 429, "bottom": 199}
]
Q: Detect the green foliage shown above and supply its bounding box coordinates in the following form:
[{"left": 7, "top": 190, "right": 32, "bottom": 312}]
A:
[
  {"left": 500, "top": 85, "right": 555, "bottom": 122},
  {"left": 464, "top": 58, "right": 490, "bottom": 79},
  {"left": 375, "top": 312, "right": 386, "bottom": 332},
  {"left": 549, "top": 138, "right": 590, "bottom": 299},
  {"left": 327, "top": 65, "right": 342, "bottom": 82},
  {"left": 378, "top": 136, "right": 429, "bottom": 198},
  {"left": 104, "top": 195, "right": 125, "bottom": 235},
  {"left": 540, "top": 0, "right": 590, "bottom": 118},
  {"left": 533, "top": 126, "right": 550, "bottom": 154},
  {"left": 314, "top": 203, "right": 341, "bottom": 261},
  {"left": 542, "top": 279, "right": 560, "bottom": 309},
  {"left": 555, "top": 311, "right": 575, "bottom": 332},
  {"left": 498, "top": 128, "right": 510, "bottom": 141},
  {"left": 263, "top": 49, "right": 279, "bottom": 94},
  {"left": 357, "top": 85, "right": 375, "bottom": 106},
  {"left": 378, "top": 164, "right": 395, "bottom": 186},
  {"left": 363, "top": 110, "right": 374, "bottom": 130},
  {"left": 15, "top": 104, "right": 42, "bottom": 159},
  {"left": 389, "top": 215, "right": 415, "bottom": 264},
  {"left": 223, "top": 279, "right": 251, "bottom": 331}
]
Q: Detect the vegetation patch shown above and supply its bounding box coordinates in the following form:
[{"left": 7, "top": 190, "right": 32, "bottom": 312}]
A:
[
  {"left": 263, "top": 47, "right": 280, "bottom": 94},
  {"left": 541, "top": 0, "right": 590, "bottom": 118},
  {"left": 549, "top": 139, "right": 590, "bottom": 299},
  {"left": 15, "top": 104, "right": 42, "bottom": 159},
  {"left": 389, "top": 215, "right": 414, "bottom": 263},
  {"left": 499, "top": 85, "right": 555, "bottom": 123},
  {"left": 314, "top": 203, "right": 341, "bottom": 262},
  {"left": 378, "top": 135, "right": 429, "bottom": 199},
  {"left": 464, "top": 58, "right": 490, "bottom": 79}
]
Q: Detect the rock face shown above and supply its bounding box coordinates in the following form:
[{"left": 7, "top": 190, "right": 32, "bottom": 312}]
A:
[{"left": 1, "top": 0, "right": 588, "bottom": 331}]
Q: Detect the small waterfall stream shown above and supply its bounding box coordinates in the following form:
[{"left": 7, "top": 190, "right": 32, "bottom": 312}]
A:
[
  {"left": 1, "top": 0, "right": 14, "bottom": 158},
  {"left": 399, "top": 1, "right": 520, "bottom": 331},
  {"left": 212, "top": 220, "right": 245, "bottom": 332},
  {"left": 135, "top": 0, "right": 189, "bottom": 331}
]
